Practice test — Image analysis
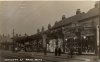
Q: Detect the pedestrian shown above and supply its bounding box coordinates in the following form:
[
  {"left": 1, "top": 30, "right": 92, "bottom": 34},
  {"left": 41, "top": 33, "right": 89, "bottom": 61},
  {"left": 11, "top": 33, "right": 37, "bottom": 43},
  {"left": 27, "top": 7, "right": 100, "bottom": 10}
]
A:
[
  {"left": 70, "top": 47, "right": 74, "bottom": 58},
  {"left": 55, "top": 46, "right": 58, "bottom": 56},
  {"left": 58, "top": 47, "right": 61, "bottom": 56}
]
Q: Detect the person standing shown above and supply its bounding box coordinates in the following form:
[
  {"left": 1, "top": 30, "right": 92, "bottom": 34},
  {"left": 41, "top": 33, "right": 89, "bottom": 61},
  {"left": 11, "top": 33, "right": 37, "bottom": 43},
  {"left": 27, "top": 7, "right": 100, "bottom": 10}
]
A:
[
  {"left": 58, "top": 47, "right": 61, "bottom": 56},
  {"left": 70, "top": 47, "right": 74, "bottom": 58},
  {"left": 55, "top": 46, "right": 58, "bottom": 56}
]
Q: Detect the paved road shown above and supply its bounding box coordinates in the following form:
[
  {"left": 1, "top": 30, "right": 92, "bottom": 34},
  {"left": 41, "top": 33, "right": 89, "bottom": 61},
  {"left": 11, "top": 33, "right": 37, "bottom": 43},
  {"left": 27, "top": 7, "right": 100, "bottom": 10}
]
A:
[
  {"left": 0, "top": 50, "right": 98, "bottom": 62},
  {"left": 0, "top": 50, "right": 34, "bottom": 62}
]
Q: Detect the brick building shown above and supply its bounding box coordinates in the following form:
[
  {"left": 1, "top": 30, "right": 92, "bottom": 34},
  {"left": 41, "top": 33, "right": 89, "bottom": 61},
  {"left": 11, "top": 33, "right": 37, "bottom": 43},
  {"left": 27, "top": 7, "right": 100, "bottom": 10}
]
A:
[
  {"left": 49, "top": 2, "right": 99, "bottom": 54},
  {"left": 14, "top": 2, "right": 99, "bottom": 55}
]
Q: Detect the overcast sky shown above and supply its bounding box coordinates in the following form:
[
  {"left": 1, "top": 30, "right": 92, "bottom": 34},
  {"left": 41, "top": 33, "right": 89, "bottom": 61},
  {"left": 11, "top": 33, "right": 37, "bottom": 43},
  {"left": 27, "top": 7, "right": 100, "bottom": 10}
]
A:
[{"left": 0, "top": 1, "right": 95, "bottom": 36}]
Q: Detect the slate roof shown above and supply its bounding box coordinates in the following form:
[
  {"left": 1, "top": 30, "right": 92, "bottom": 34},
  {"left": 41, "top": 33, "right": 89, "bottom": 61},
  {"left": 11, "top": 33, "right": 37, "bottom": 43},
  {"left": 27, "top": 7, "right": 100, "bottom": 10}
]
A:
[
  {"left": 14, "top": 7, "right": 99, "bottom": 42},
  {"left": 52, "top": 7, "right": 99, "bottom": 29}
]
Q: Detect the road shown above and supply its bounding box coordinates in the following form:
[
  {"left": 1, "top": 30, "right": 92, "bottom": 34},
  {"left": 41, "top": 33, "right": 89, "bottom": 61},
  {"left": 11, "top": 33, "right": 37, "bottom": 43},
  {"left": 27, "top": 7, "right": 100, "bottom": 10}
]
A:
[{"left": 0, "top": 50, "right": 97, "bottom": 62}]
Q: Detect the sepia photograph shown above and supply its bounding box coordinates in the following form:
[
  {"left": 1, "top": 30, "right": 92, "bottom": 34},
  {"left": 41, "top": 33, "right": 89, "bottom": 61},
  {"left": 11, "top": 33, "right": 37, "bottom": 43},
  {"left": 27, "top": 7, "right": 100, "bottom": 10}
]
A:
[{"left": 0, "top": 1, "right": 100, "bottom": 62}]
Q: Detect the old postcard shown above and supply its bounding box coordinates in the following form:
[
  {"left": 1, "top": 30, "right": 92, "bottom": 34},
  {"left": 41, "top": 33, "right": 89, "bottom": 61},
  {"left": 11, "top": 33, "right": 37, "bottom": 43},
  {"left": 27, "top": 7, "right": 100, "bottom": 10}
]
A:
[{"left": 0, "top": 1, "right": 100, "bottom": 62}]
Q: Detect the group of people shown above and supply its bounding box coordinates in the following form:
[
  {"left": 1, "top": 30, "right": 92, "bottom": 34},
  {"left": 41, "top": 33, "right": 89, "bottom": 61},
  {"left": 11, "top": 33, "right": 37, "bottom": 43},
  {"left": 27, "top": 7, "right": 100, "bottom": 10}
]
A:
[
  {"left": 54, "top": 46, "right": 74, "bottom": 58},
  {"left": 55, "top": 46, "right": 61, "bottom": 56}
]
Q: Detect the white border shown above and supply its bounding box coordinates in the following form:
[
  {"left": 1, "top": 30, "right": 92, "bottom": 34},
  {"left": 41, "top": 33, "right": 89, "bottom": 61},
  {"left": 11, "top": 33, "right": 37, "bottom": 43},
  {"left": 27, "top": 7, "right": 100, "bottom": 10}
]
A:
[{"left": 0, "top": 0, "right": 99, "bottom": 1}]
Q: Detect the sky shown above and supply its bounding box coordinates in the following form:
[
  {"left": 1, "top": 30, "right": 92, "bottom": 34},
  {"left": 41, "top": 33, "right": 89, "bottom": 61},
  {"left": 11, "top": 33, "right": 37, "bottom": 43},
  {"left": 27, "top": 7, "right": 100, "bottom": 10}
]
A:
[{"left": 0, "top": 1, "right": 95, "bottom": 36}]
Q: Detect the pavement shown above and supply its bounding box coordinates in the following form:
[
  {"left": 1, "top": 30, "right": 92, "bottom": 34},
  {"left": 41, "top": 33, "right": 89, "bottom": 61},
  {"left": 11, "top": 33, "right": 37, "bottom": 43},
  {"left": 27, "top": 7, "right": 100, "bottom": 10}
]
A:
[{"left": 0, "top": 50, "right": 100, "bottom": 62}]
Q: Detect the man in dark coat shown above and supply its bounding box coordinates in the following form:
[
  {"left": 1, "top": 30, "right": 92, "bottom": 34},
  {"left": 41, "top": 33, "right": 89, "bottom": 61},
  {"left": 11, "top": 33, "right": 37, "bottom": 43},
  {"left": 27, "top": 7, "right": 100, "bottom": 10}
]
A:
[
  {"left": 58, "top": 47, "right": 61, "bottom": 56},
  {"left": 55, "top": 47, "right": 58, "bottom": 56},
  {"left": 70, "top": 47, "right": 74, "bottom": 58}
]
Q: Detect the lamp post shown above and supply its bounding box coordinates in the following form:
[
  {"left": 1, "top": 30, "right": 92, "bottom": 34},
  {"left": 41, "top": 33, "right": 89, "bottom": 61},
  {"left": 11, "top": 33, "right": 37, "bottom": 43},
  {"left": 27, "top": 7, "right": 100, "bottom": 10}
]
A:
[
  {"left": 99, "top": 1, "right": 100, "bottom": 59},
  {"left": 95, "top": 1, "right": 100, "bottom": 59}
]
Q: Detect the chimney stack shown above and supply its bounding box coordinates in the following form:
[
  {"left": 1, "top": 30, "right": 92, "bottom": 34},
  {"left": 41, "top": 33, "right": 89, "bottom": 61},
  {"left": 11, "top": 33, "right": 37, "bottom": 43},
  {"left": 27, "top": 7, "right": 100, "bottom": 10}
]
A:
[
  {"left": 48, "top": 24, "right": 51, "bottom": 30},
  {"left": 95, "top": 1, "right": 99, "bottom": 8},
  {"left": 41, "top": 26, "right": 44, "bottom": 32},
  {"left": 76, "top": 9, "right": 81, "bottom": 15},
  {"left": 62, "top": 15, "right": 66, "bottom": 20},
  {"left": 37, "top": 28, "right": 40, "bottom": 33}
]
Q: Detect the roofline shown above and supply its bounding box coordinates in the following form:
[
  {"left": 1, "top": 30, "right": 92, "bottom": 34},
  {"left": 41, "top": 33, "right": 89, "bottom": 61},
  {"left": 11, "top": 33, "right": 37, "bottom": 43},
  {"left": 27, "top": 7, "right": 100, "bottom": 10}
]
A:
[{"left": 52, "top": 15, "right": 98, "bottom": 29}]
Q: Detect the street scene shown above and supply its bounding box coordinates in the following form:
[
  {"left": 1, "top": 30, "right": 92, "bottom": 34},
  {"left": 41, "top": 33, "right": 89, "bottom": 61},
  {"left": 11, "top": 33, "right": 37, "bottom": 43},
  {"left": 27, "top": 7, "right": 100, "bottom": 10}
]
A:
[{"left": 0, "top": 1, "right": 100, "bottom": 62}]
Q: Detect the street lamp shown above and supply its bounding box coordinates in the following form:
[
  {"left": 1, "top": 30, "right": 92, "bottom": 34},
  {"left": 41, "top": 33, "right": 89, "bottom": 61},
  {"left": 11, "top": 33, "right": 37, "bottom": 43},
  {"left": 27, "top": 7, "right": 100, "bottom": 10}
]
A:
[
  {"left": 83, "top": 36, "right": 86, "bottom": 39},
  {"left": 99, "top": 1, "right": 100, "bottom": 59},
  {"left": 65, "top": 38, "right": 68, "bottom": 41}
]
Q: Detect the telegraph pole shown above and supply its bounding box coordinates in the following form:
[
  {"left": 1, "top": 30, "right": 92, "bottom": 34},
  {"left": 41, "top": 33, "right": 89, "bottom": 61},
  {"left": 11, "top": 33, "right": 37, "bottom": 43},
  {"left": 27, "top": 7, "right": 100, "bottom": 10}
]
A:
[
  {"left": 12, "top": 28, "right": 15, "bottom": 51},
  {"left": 42, "top": 33, "right": 47, "bottom": 55},
  {"left": 13, "top": 28, "right": 14, "bottom": 40}
]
